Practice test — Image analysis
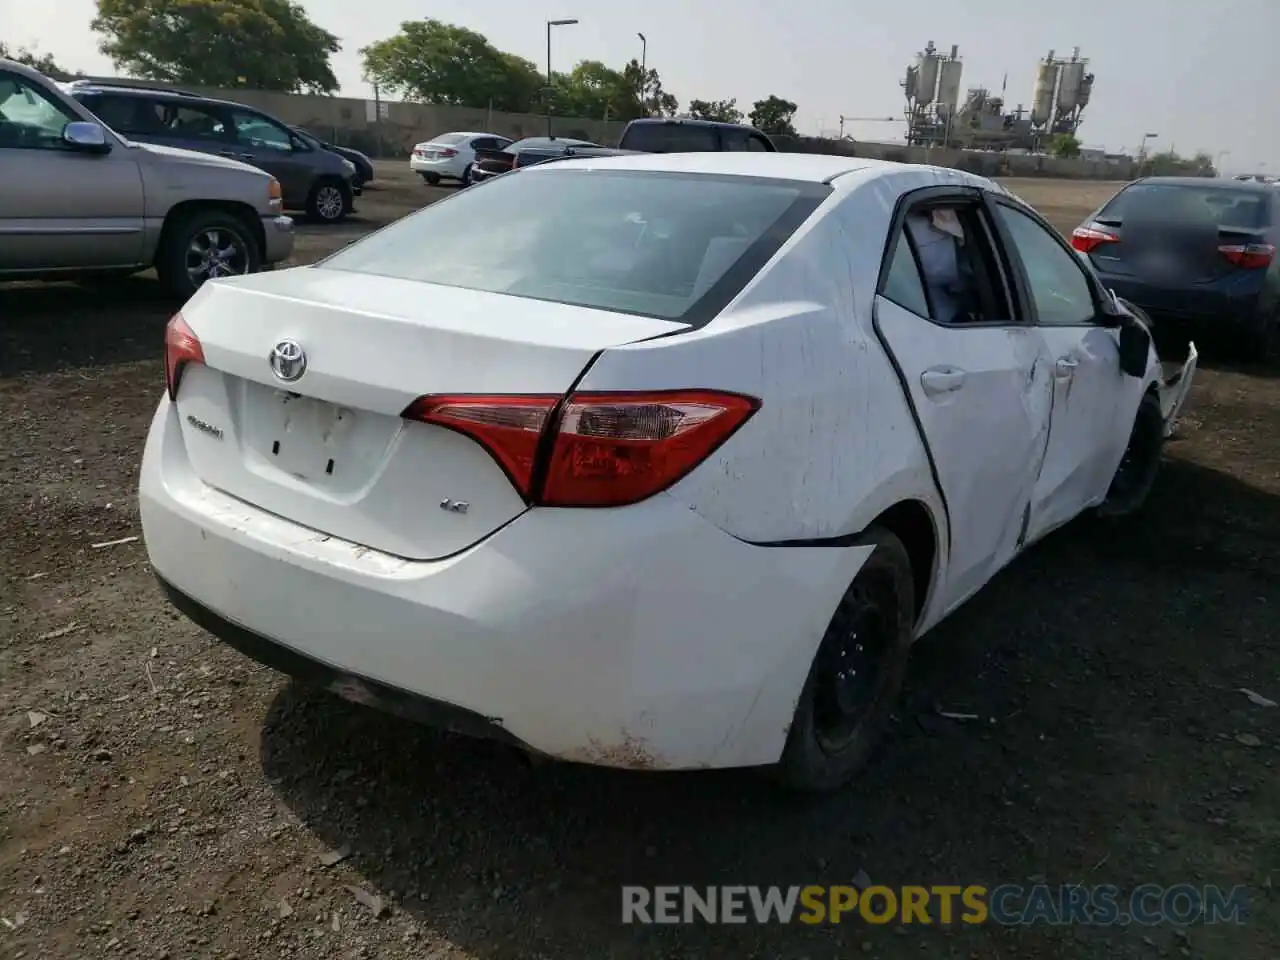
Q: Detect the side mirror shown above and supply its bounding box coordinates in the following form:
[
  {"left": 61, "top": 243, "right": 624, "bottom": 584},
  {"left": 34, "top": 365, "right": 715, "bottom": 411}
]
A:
[
  {"left": 63, "top": 121, "right": 110, "bottom": 154},
  {"left": 1118, "top": 319, "right": 1150, "bottom": 378}
]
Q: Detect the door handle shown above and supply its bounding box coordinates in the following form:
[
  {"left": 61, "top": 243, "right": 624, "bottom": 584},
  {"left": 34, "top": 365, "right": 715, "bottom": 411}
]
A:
[
  {"left": 1054, "top": 358, "right": 1079, "bottom": 379},
  {"left": 920, "top": 367, "right": 966, "bottom": 397}
]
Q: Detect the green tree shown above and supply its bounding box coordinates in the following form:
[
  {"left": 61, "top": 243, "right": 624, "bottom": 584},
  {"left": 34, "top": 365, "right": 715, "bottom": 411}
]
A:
[
  {"left": 687, "top": 98, "right": 743, "bottom": 123},
  {"left": 1048, "top": 133, "right": 1081, "bottom": 158},
  {"left": 0, "top": 42, "right": 71, "bottom": 77},
  {"left": 553, "top": 60, "right": 643, "bottom": 120},
  {"left": 749, "top": 95, "right": 798, "bottom": 136},
  {"left": 621, "top": 59, "right": 678, "bottom": 117},
  {"left": 92, "top": 0, "right": 340, "bottom": 93},
  {"left": 361, "top": 19, "right": 543, "bottom": 112}
]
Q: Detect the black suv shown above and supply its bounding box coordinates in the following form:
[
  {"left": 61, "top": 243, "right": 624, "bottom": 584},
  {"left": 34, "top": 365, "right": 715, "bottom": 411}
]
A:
[{"left": 66, "top": 81, "right": 358, "bottom": 223}]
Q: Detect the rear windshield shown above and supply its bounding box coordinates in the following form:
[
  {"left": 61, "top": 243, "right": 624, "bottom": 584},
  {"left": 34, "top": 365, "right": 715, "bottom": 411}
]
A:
[
  {"left": 1102, "top": 183, "right": 1271, "bottom": 230},
  {"left": 432, "top": 133, "right": 469, "bottom": 145},
  {"left": 318, "top": 169, "right": 829, "bottom": 322},
  {"left": 623, "top": 123, "right": 721, "bottom": 153}
]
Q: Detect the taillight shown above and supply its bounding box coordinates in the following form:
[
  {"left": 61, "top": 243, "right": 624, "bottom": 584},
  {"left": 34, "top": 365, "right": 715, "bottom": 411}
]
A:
[
  {"left": 1219, "top": 242, "right": 1275, "bottom": 269},
  {"left": 402, "top": 395, "right": 559, "bottom": 499},
  {"left": 401, "top": 389, "right": 760, "bottom": 507},
  {"left": 164, "top": 313, "right": 204, "bottom": 402},
  {"left": 439, "top": 148, "right": 458, "bottom": 158},
  {"left": 1070, "top": 223, "right": 1120, "bottom": 254}
]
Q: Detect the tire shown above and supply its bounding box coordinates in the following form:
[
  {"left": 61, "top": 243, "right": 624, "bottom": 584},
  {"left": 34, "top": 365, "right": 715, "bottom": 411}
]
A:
[
  {"left": 461, "top": 165, "right": 472, "bottom": 187},
  {"left": 306, "top": 178, "right": 349, "bottom": 223},
  {"left": 1097, "top": 392, "right": 1164, "bottom": 518},
  {"left": 155, "top": 209, "right": 260, "bottom": 300},
  {"left": 775, "top": 527, "right": 916, "bottom": 793},
  {"left": 422, "top": 172, "right": 441, "bottom": 186}
]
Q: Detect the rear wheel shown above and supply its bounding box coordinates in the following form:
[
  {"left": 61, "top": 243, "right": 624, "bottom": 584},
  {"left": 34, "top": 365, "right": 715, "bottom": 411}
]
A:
[
  {"left": 155, "top": 209, "right": 259, "bottom": 300},
  {"left": 422, "top": 172, "right": 441, "bottom": 186},
  {"left": 1097, "top": 392, "right": 1164, "bottom": 518},
  {"left": 461, "top": 165, "right": 472, "bottom": 187},
  {"left": 306, "top": 178, "right": 349, "bottom": 223},
  {"left": 775, "top": 527, "right": 915, "bottom": 793}
]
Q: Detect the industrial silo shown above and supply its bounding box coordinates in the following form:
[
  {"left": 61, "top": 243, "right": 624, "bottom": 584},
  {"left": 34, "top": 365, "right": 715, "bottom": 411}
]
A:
[
  {"left": 915, "top": 44, "right": 939, "bottom": 106},
  {"left": 937, "top": 53, "right": 963, "bottom": 115},
  {"left": 1030, "top": 57, "right": 1058, "bottom": 126},
  {"left": 1057, "top": 60, "right": 1086, "bottom": 112}
]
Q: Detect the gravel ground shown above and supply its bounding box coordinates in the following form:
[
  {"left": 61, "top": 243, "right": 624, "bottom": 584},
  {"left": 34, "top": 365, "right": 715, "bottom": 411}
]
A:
[{"left": 1, "top": 164, "right": 1277, "bottom": 959}]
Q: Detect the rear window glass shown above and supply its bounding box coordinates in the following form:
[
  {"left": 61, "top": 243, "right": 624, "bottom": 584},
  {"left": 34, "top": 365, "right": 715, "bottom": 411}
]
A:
[
  {"left": 623, "top": 123, "right": 720, "bottom": 152},
  {"left": 1102, "top": 183, "right": 1270, "bottom": 230},
  {"left": 432, "top": 133, "right": 469, "bottom": 145},
  {"left": 318, "top": 169, "right": 829, "bottom": 322}
]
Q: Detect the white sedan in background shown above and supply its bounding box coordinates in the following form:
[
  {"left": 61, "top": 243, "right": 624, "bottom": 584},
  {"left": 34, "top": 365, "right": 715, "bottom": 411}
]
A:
[
  {"left": 409, "top": 131, "right": 512, "bottom": 185},
  {"left": 140, "top": 153, "right": 1196, "bottom": 792}
]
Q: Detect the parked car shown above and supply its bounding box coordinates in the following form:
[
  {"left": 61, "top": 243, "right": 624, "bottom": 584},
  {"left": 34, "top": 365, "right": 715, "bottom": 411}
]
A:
[
  {"left": 141, "top": 153, "right": 1196, "bottom": 792},
  {"left": 289, "top": 126, "right": 373, "bottom": 189},
  {"left": 613, "top": 116, "right": 777, "bottom": 153},
  {"left": 469, "top": 119, "right": 779, "bottom": 185},
  {"left": 0, "top": 58, "right": 293, "bottom": 297},
  {"left": 65, "top": 80, "right": 358, "bottom": 223},
  {"left": 468, "top": 136, "right": 601, "bottom": 184},
  {"left": 1071, "top": 176, "right": 1278, "bottom": 358},
  {"left": 409, "top": 131, "right": 512, "bottom": 185}
]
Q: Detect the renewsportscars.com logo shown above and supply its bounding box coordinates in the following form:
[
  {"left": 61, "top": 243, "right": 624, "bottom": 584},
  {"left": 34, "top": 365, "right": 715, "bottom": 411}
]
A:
[{"left": 621, "top": 884, "right": 1249, "bottom": 926}]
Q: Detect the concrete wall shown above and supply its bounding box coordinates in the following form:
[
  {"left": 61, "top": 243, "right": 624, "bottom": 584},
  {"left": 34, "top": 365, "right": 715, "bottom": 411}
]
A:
[{"left": 86, "top": 79, "right": 1134, "bottom": 180}]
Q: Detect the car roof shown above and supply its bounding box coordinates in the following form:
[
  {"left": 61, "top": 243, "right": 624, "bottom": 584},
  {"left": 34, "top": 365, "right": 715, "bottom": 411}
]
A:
[
  {"left": 629, "top": 117, "right": 767, "bottom": 134},
  {"left": 433, "top": 131, "right": 501, "bottom": 139},
  {"left": 67, "top": 82, "right": 264, "bottom": 111},
  {"left": 524, "top": 150, "right": 925, "bottom": 185},
  {"left": 1137, "top": 176, "right": 1273, "bottom": 193}
]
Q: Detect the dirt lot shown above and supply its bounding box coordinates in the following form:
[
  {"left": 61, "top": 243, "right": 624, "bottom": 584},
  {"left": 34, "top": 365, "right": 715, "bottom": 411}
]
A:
[{"left": 2, "top": 164, "right": 1277, "bottom": 959}]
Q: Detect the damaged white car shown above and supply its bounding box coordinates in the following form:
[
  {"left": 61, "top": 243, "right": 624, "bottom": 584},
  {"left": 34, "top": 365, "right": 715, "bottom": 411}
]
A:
[{"left": 139, "top": 153, "right": 1197, "bottom": 792}]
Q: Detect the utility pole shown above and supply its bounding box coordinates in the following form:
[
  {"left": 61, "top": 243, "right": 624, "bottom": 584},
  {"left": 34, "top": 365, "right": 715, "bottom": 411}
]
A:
[
  {"left": 546, "top": 19, "right": 579, "bottom": 137},
  {"left": 637, "top": 32, "right": 647, "bottom": 115}
]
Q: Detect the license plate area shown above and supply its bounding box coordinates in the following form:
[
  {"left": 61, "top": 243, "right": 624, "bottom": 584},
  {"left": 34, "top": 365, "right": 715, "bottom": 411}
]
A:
[{"left": 266, "top": 392, "right": 351, "bottom": 481}]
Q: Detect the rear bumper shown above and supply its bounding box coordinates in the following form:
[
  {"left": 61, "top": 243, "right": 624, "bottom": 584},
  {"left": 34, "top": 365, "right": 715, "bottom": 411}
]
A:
[
  {"left": 409, "top": 155, "right": 467, "bottom": 179},
  {"left": 139, "top": 396, "right": 870, "bottom": 770},
  {"left": 1099, "top": 274, "right": 1269, "bottom": 332},
  {"left": 260, "top": 215, "right": 294, "bottom": 265}
]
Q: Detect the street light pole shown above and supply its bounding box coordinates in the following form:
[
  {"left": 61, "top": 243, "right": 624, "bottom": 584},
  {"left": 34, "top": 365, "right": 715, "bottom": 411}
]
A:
[
  {"left": 546, "top": 18, "right": 579, "bottom": 137},
  {"left": 637, "top": 32, "right": 647, "bottom": 115}
]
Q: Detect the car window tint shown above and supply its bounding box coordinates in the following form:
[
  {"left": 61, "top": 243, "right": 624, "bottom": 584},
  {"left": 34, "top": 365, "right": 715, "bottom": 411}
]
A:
[
  {"left": 994, "top": 203, "right": 1095, "bottom": 326},
  {"left": 899, "top": 204, "right": 1014, "bottom": 325},
  {"left": 1102, "top": 183, "right": 1269, "bottom": 230},
  {"left": 80, "top": 94, "right": 146, "bottom": 134},
  {"left": 747, "top": 135, "right": 772, "bottom": 152},
  {"left": 156, "top": 103, "right": 226, "bottom": 140},
  {"left": 624, "top": 124, "right": 719, "bottom": 152},
  {"left": 319, "top": 169, "right": 827, "bottom": 322},
  {"left": 0, "top": 73, "right": 79, "bottom": 150},
  {"left": 230, "top": 111, "right": 291, "bottom": 152},
  {"left": 881, "top": 229, "right": 931, "bottom": 318}
]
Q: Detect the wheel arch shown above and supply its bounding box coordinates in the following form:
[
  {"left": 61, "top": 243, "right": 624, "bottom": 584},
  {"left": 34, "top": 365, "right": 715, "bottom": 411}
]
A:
[
  {"left": 154, "top": 200, "right": 265, "bottom": 267},
  {"left": 865, "top": 499, "right": 939, "bottom": 627}
]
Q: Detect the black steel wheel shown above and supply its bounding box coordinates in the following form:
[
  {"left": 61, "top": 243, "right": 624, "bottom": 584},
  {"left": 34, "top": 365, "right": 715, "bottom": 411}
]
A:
[
  {"left": 1098, "top": 392, "right": 1164, "bottom": 518},
  {"left": 776, "top": 526, "right": 915, "bottom": 793}
]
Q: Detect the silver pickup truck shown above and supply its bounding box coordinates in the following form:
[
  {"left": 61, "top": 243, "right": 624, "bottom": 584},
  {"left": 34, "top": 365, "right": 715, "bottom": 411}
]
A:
[{"left": 0, "top": 58, "right": 294, "bottom": 298}]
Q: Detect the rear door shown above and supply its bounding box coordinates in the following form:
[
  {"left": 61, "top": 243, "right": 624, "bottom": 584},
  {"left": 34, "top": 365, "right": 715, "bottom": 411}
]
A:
[
  {"left": 143, "top": 97, "right": 238, "bottom": 159},
  {"left": 872, "top": 187, "right": 1053, "bottom": 609},
  {"left": 990, "top": 195, "right": 1133, "bottom": 541}
]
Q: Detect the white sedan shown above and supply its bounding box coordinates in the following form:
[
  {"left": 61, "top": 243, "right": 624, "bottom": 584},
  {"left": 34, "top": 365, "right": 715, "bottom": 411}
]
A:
[
  {"left": 408, "top": 131, "right": 511, "bottom": 185},
  {"left": 140, "top": 153, "right": 1196, "bottom": 792}
]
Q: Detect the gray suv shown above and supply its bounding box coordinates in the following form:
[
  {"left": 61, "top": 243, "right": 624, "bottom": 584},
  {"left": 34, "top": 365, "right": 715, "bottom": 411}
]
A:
[
  {"left": 67, "top": 81, "right": 358, "bottom": 223},
  {"left": 0, "top": 58, "right": 294, "bottom": 298}
]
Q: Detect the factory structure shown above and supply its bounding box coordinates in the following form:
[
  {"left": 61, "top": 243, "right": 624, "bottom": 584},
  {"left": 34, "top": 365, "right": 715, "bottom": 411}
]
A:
[{"left": 901, "top": 42, "right": 1095, "bottom": 151}]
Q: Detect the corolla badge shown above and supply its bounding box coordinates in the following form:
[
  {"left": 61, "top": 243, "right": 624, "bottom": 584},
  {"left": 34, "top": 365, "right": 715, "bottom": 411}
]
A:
[{"left": 269, "top": 338, "right": 306, "bottom": 382}]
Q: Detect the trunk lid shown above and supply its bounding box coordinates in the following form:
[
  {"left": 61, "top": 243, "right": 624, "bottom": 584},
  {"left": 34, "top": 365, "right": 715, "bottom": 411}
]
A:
[
  {"left": 173, "top": 268, "right": 685, "bottom": 559},
  {"left": 1092, "top": 217, "right": 1261, "bottom": 285}
]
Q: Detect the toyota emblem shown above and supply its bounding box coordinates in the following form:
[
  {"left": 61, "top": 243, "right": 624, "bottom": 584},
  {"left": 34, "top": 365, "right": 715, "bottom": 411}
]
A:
[{"left": 268, "top": 339, "right": 306, "bottom": 382}]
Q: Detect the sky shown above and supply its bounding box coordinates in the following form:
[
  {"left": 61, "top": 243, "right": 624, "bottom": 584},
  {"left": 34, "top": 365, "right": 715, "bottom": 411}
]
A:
[{"left": 1, "top": 0, "right": 1275, "bottom": 173}]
